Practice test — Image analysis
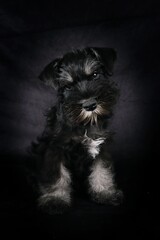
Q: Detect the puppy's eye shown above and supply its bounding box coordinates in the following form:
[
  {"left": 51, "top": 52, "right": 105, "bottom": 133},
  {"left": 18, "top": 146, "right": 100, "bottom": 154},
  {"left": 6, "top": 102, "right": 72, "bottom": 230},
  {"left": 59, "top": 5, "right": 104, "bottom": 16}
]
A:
[
  {"left": 91, "top": 71, "right": 99, "bottom": 78},
  {"left": 93, "top": 72, "right": 97, "bottom": 77}
]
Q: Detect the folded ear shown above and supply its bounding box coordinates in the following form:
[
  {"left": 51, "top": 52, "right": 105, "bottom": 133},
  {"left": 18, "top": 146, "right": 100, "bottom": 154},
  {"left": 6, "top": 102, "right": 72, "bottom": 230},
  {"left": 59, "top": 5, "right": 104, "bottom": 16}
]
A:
[
  {"left": 91, "top": 48, "right": 117, "bottom": 76},
  {"left": 39, "top": 58, "right": 61, "bottom": 89}
]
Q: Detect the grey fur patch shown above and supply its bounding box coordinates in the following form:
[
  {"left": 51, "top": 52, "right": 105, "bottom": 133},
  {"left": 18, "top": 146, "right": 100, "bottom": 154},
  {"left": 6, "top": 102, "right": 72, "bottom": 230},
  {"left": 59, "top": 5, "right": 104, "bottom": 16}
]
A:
[
  {"left": 39, "top": 163, "right": 71, "bottom": 206},
  {"left": 84, "top": 58, "right": 100, "bottom": 75},
  {"left": 82, "top": 130, "right": 105, "bottom": 158},
  {"left": 89, "top": 159, "right": 115, "bottom": 193}
]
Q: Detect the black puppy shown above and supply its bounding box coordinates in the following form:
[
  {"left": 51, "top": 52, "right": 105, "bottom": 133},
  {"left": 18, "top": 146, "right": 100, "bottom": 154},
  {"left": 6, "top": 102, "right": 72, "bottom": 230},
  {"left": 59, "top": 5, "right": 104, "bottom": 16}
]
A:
[{"left": 32, "top": 47, "right": 123, "bottom": 214}]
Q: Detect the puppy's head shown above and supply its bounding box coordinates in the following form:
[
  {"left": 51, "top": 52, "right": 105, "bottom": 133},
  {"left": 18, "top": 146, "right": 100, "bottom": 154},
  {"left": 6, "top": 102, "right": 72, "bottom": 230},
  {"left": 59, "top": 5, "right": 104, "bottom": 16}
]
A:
[{"left": 39, "top": 47, "right": 118, "bottom": 126}]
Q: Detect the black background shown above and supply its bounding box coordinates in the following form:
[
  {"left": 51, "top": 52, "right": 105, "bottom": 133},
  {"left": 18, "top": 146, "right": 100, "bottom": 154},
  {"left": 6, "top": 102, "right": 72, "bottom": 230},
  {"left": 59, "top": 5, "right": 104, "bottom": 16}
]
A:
[{"left": 0, "top": 0, "right": 159, "bottom": 239}]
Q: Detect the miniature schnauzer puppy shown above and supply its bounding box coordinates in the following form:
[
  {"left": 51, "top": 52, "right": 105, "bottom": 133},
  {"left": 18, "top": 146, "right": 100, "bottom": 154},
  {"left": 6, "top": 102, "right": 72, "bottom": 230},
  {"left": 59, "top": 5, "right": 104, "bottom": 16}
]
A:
[{"left": 32, "top": 47, "right": 123, "bottom": 214}]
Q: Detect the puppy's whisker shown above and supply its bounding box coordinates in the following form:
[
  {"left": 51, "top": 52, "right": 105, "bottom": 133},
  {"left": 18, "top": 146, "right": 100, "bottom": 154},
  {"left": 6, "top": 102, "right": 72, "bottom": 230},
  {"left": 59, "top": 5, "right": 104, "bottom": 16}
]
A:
[
  {"left": 66, "top": 106, "right": 81, "bottom": 117},
  {"left": 91, "top": 113, "right": 98, "bottom": 125},
  {"left": 77, "top": 109, "right": 92, "bottom": 124}
]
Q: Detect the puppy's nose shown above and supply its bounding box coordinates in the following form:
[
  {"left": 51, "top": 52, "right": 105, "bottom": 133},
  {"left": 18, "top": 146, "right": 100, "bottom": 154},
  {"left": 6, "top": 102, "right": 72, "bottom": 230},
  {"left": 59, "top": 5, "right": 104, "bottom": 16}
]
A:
[{"left": 82, "top": 99, "right": 97, "bottom": 111}]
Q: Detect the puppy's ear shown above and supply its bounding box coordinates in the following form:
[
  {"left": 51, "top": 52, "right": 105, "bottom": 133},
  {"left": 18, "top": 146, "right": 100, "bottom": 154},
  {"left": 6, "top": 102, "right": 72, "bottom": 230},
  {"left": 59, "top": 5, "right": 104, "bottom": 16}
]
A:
[
  {"left": 91, "top": 48, "right": 117, "bottom": 76},
  {"left": 39, "top": 58, "right": 60, "bottom": 89}
]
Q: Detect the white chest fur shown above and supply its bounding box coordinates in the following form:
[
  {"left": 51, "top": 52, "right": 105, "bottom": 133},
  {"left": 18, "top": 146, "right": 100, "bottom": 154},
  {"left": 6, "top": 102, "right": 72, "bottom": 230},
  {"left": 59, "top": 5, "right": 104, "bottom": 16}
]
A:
[{"left": 82, "top": 131, "right": 105, "bottom": 158}]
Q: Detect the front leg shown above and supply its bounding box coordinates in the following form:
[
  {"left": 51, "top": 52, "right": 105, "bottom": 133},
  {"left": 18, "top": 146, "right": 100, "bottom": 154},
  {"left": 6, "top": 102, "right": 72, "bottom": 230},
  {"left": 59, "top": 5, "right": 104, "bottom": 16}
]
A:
[
  {"left": 37, "top": 148, "right": 72, "bottom": 214},
  {"left": 88, "top": 158, "right": 123, "bottom": 205}
]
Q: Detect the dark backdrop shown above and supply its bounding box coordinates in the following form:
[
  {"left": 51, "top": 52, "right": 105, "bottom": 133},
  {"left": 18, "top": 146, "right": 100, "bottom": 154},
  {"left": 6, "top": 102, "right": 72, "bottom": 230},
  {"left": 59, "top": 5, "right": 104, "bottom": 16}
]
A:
[{"left": 0, "top": 0, "right": 159, "bottom": 239}]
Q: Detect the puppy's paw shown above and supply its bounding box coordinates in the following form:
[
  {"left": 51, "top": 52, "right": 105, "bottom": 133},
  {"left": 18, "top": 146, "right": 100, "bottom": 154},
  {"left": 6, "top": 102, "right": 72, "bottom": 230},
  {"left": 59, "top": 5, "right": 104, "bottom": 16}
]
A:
[
  {"left": 107, "top": 189, "right": 124, "bottom": 206},
  {"left": 38, "top": 196, "right": 71, "bottom": 215},
  {"left": 90, "top": 189, "right": 123, "bottom": 206}
]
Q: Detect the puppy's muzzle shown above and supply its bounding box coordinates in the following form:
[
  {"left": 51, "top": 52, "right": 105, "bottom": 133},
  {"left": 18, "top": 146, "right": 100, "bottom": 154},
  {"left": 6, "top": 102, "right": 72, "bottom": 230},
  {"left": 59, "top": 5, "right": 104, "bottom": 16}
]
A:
[{"left": 82, "top": 99, "right": 97, "bottom": 111}]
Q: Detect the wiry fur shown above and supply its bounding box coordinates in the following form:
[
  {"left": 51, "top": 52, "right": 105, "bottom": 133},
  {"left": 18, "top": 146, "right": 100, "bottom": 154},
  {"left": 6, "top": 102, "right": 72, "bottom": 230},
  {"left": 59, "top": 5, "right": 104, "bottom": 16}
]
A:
[{"left": 31, "top": 47, "right": 123, "bottom": 214}]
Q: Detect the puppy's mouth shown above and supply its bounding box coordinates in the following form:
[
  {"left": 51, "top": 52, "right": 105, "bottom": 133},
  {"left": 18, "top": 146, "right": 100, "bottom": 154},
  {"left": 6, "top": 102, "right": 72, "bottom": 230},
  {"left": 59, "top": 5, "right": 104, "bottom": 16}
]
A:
[
  {"left": 64, "top": 99, "right": 109, "bottom": 125},
  {"left": 77, "top": 98, "right": 106, "bottom": 125},
  {"left": 78, "top": 105, "right": 103, "bottom": 125}
]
